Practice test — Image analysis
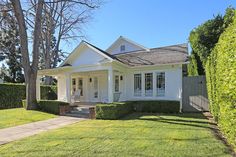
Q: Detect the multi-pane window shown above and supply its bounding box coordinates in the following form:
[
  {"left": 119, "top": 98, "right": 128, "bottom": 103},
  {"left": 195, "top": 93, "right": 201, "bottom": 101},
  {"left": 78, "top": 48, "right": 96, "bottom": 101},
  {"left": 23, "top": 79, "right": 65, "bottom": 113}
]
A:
[
  {"left": 134, "top": 74, "right": 142, "bottom": 96},
  {"left": 145, "top": 73, "right": 153, "bottom": 96},
  {"left": 115, "top": 75, "right": 119, "bottom": 92},
  {"left": 120, "top": 45, "right": 125, "bottom": 52},
  {"left": 156, "top": 72, "right": 165, "bottom": 96},
  {"left": 78, "top": 78, "right": 83, "bottom": 96}
]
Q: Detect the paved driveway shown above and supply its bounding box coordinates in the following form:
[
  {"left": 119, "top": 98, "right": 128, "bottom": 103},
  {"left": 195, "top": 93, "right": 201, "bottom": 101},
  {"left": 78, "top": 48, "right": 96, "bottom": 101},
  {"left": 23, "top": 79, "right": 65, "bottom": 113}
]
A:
[{"left": 0, "top": 116, "right": 85, "bottom": 145}]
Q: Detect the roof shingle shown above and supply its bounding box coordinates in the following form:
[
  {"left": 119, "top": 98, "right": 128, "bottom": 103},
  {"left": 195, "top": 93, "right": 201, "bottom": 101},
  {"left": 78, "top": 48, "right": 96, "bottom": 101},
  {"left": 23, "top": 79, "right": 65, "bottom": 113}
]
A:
[{"left": 114, "top": 44, "right": 189, "bottom": 66}]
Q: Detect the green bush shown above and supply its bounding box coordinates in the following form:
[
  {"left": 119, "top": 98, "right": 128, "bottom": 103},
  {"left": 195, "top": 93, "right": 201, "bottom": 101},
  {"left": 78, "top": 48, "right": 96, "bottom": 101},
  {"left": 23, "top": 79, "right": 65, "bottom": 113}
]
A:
[
  {"left": 38, "top": 100, "right": 69, "bottom": 115},
  {"left": 40, "top": 85, "right": 57, "bottom": 100},
  {"left": 96, "top": 102, "right": 133, "bottom": 120},
  {"left": 96, "top": 101, "right": 180, "bottom": 120},
  {"left": 0, "top": 83, "right": 57, "bottom": 109},
  {"left": 205, "top": 11, "right": 236, "bottom": 149},
  {"left": 131, "top": 101, "right": 180, "bottom": 113}
]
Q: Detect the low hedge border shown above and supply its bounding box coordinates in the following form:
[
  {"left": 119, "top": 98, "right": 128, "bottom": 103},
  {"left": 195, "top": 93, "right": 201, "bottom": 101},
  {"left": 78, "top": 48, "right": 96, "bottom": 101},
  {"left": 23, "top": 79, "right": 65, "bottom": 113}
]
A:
[
  {"left": 0, "top": 83, "right": 57, "bottom": 109},
  {"left": 22, "top": 100, "right": 69, "bottom": 115},
  {"left": 96, "top": 102, "right": 133, "bottom": 120},
  {"left": 96, "top": 100, "right": 180, "bottom": 120}
]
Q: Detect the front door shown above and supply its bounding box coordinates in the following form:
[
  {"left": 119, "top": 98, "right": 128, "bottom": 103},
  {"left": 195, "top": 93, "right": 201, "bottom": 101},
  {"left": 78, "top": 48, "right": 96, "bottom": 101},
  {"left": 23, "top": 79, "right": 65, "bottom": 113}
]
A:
[{"left": 90, "top": 76, "right": 99, "bottom": 102}]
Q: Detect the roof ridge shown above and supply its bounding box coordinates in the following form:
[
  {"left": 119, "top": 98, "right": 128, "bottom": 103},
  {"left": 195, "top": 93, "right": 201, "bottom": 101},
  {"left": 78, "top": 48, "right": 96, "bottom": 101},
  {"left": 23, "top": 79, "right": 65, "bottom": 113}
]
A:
[{"left": 82, "top": 41, "right": 117, "bottom": 59}]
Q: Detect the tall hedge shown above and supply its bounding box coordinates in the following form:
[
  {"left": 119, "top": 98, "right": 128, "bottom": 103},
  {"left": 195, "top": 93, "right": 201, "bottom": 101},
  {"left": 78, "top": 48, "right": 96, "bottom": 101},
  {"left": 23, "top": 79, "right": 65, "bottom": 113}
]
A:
[
  {"left": 205, "top": 11, "right": 236, "bottom": 149},
  {"left": 0, "top": 83, "right": 57, "bottom": 109}
]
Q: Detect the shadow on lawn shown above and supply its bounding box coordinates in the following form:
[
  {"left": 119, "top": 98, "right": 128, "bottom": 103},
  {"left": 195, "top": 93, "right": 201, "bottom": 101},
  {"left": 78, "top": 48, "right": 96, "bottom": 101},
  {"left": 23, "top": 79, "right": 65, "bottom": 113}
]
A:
[{"left": 121, "top": 113, "right": 216, "bottom": 130}]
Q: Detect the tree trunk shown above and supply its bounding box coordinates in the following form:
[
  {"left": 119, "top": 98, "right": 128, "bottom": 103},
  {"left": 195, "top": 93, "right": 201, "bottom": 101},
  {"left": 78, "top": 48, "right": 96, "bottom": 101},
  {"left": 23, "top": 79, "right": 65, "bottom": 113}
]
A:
[
  {"left": 25, "top": 70, "right": 38, "bottom": 110},
  {"left": 11, "top": 0, "right": 44, "bottom": 110}
]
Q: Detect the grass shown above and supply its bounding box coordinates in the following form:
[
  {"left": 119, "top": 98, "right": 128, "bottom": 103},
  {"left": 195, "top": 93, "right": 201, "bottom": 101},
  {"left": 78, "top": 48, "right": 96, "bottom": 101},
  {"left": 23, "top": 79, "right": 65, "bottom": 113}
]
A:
[
  {"left": 0, "top": 113, "right": 233, "bottom": 157},
  {"left": 0, "top": 108, "right": 57, "bottom": 129}
]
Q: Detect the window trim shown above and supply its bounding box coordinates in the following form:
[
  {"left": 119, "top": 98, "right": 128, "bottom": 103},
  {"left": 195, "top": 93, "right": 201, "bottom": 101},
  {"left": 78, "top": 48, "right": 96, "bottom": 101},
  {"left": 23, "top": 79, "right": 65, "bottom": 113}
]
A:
[
  {"left": 156, "top": 72, "right": 165, "bottom": 97},
  {"left": 144, "top": 73, "right": 153, "bottom": 97},
  {"left": 115, "top": 75, "right": 120, "bottom": 92},
  {"left": 134, "top": 73, "right": 142, "bottom": 96}
]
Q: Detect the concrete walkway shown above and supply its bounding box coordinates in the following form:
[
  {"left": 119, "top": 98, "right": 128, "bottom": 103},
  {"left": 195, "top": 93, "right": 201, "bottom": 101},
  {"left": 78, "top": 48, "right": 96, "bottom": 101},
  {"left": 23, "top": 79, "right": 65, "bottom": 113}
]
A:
[{"left": 0, "top": 116, "right": 85, "bottom": 145}]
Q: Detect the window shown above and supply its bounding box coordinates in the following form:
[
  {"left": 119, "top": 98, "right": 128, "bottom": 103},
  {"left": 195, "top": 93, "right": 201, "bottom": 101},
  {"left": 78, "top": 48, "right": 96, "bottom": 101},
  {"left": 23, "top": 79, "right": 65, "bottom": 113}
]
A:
[
  {"left": 94, "top": 77, "right": 98, "bottom": 98},
  {"left": 134, "top": 74, "right": 142, "bottom": 96},
  {"left": 120, "top": 45, "right": 125, "bottom": 52},
  {"left": 78, "top": 78, "right": 83, "bottom": 96},
  {"left": 145, "top": 73, "right": 153, "bottom": 96},
  {"left": 115, "top": 75, "right": 119, "bottom": 92},
  {"left": 156, "top": 72, "right": 165, "bottom": 96},
  {"left": 72, "top": 78, "right": 76, "bottom": 93}
]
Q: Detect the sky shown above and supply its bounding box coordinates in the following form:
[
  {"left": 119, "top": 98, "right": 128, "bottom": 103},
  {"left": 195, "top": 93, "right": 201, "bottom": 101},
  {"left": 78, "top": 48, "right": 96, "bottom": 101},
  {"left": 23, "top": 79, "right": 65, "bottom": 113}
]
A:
[{"left": 64, "top": 0, "right": 236, "bottom": 53}]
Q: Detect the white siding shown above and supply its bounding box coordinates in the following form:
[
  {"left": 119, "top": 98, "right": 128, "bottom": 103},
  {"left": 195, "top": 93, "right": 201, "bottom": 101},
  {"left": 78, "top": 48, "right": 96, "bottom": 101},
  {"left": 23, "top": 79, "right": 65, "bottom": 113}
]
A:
[
  {"left": 68, "top": 46, "right": 105, "bottom": 66},
  {"left": 108, "top": 39, "right": 143, "bottom": 55},
  {"left": 124, "top": 65, "right": 182, "bottom": 101}
]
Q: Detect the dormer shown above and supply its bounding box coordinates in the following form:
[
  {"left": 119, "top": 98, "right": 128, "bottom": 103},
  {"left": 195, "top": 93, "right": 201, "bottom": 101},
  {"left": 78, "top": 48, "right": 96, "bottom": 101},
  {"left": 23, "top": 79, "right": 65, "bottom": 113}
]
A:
[{"left": 106, "top": 36, "right": 149, "bottom": 54}]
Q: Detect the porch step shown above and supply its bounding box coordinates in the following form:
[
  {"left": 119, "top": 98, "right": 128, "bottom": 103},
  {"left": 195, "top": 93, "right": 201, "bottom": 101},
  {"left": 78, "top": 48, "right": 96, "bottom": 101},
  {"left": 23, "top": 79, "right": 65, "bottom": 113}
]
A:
[
  {"left": 65, "top": 112, "right": 89, "bottom": 118},
  {"left": 65, "top": 106, "right": 91, "bottom": 118}
]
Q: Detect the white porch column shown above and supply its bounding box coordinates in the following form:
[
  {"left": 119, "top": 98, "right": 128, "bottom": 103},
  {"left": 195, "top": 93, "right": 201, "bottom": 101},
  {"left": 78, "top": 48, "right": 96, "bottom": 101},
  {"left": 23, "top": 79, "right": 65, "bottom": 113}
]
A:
[
  {"left": 108, "top": 67, "right": 114, "bottom": 103},
  {"left": 65, "top": 73, "right": 71, "bottom": 103},
  {"left": 36, "top": 75, "right": 41, "bottom": 100}
]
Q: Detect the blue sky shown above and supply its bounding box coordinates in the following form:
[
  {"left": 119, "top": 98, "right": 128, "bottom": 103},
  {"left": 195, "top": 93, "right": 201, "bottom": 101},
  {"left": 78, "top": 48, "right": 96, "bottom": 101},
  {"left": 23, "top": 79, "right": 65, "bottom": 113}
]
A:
[{"left": 65, "top": 0, "right": 236, "bottom": 52}]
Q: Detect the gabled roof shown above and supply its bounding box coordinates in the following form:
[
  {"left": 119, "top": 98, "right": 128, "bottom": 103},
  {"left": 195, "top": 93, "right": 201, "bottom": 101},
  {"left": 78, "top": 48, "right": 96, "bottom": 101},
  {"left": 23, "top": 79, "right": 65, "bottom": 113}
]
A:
[
  {"left": 60, "top": 41, "right": 115, "bottom": 67},
  {"left": 114, "top": 43, "right": 189, "bottom": 67},
  {"left": 60, "top": 38, "right": 188, "bottom": 68},
  {"left": 106, "top": 36, "right": 149, "bottom": 52}
]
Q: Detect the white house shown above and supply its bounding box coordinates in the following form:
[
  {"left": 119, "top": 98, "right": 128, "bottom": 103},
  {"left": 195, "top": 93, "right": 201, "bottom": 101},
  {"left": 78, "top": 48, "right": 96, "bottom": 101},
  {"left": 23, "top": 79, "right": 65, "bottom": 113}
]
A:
[{"left": 37, "top": 36, "right": 188, "bottom": 108}]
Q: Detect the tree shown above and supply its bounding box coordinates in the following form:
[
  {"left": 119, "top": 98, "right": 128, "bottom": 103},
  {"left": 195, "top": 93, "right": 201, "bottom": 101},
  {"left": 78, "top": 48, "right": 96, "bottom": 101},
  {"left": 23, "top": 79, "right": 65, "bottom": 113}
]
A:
[
  {"left": 188, "top": 7, "right": 235, "bottom": 75},
  {"left": 187, "top": 51, "right": 204, "bottom": 76},
  {"left": 10, "top": 0, "right": 44, "bottom": 109},
  {"left": 7, "top": 0, "right": 101, "bottom": 109},
  {"left": 0, "top": 2, "right": 24, "bottom": 83},
  {"left": 27, "top": 0, "right": 100, "bottom": 84}
]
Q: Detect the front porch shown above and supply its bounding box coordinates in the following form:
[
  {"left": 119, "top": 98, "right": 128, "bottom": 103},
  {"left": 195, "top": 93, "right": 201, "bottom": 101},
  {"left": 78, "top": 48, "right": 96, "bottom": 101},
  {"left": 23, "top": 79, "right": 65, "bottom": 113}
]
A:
[{"left": 37, "top": 65, "right": 125, "bottom": 104}]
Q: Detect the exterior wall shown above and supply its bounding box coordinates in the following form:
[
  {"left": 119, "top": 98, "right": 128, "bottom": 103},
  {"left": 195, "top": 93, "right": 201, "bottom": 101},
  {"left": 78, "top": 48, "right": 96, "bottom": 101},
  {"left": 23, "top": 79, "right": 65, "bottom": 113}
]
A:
[
  {"left": 124, "top": 65, "right": 182, "bottom": 101},
  {"left": 56, "top": 64, "right": 182, "bottom": 103},
  {"left": 108, "top": 39, "right": 143, "bottom": 55},
  {"left": 68, "top": 46, "right": 105, "bottom": 67}
]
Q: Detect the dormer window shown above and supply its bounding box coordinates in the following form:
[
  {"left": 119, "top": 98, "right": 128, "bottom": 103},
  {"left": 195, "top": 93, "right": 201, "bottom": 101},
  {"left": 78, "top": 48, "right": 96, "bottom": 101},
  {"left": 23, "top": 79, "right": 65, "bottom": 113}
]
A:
[{"left": 120, "top": 45, "right": 125, "bottom": 52}]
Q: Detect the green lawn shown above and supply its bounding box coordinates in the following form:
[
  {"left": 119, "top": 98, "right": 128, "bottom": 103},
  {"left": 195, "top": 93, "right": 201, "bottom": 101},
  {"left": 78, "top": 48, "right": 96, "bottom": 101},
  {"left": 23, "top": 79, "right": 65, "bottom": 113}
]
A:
[
  {"left": 0, "top": 108, "right": 57, "bottom": 129},
  {"left": 0, "top": 113, "right": 232, "bottom": 157}
]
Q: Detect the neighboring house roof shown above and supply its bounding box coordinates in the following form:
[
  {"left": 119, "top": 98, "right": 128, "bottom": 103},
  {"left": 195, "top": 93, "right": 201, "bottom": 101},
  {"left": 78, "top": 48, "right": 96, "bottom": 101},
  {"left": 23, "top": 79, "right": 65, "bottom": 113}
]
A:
[{"left": 114, "top": 44, "right": 189, "bottom": 67}]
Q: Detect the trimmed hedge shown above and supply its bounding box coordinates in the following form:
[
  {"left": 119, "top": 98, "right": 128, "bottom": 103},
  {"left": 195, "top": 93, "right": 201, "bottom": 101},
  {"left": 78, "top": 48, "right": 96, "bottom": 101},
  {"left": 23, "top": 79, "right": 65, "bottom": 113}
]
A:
[
  {"left": 96, "top": 101, "right": 180, "bottom": 120},
  {"left": 96, "top": 102, "right": 133, "bottom": 120},
  {"left": 131, "top": 101, "right": 180, "bottom": 113},
  {"left": 22, "top": 100, "right": 69, "bottom": 115},
  {"left": 0, "top": 83, "right": 57, "bottom": 109},
  {"left": 38, "top": 100, "right": 69, "bottom": 115},
  {"left": 205, "top": 11, "right": 236, "bottom": 149}
]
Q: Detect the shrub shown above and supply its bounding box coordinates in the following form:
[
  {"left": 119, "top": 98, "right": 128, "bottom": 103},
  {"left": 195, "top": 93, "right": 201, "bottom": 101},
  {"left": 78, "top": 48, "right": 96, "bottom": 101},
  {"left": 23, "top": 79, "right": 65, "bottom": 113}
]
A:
[
  {"left": 96, "top": 102, "right": 133, "bottom": 120},
  {"left": 0, "top": 83, "right": 57, "bottom": 109},
  {"left": 38, "top": 100, "right": 69, "bottom": 115},
  {"left": 40, "top": 85, "right": 57, "bottom": 100},
  {"left": 131, "top": 101, "right": 180, "bottom": 113},
  {"left": 96, "top": 101, "right": 180, "bottom": 120},
  {"left": 205, "top": 11, "right": 236, "bottom": 149}
]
